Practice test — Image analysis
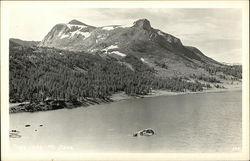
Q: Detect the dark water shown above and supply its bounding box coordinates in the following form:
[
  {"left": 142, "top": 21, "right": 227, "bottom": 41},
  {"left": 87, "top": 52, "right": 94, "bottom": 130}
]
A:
[{"left": 10, "top": 90, "right": 242, "bottom": 153}]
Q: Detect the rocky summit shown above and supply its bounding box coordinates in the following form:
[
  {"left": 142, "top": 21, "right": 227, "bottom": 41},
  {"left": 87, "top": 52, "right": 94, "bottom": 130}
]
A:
[{"left": 133, "top": 19, "right": 152, "bottom": 30}]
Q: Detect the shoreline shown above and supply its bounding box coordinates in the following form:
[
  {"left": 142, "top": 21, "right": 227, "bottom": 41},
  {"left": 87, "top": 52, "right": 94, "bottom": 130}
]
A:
[
  {"left": 111, "top": 83, "right": 242, "bottom": 102},
  {"left": 9, "top": 83, "right": 242, "bottom": 114}
]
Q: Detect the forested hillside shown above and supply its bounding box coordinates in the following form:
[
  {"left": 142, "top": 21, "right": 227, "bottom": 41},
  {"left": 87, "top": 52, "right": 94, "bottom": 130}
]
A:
[{"left": 10, "top": 41, "right": 211, "bottom": 103}]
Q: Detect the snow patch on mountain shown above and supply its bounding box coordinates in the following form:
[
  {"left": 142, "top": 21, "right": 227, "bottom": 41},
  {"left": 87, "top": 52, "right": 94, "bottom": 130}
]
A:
[
  {"left": 59, "top": 30, "right": 91, "bottom": 39},
  {"left": 58, "top": 30, "right": 64, "bottom": 36},
  {"left": 102, "top": 26, "right": 115, "bottom": 31},
  {"left": 89, "top": 48, "right": 98, "bottom": 53},
  {"left": 61, "top": 34, "right": 70, "bottom": 39},
  {"left": 80, "top": 32, "right": 91, "bottom": 38},
  {"left": 67, "top": 24, "right": 88, "bottom": 30},
  {"left": 157, "top": 31, "right": 165, "bottom": 36},
  {"left": 110, "top": 51, "right": 126, "bottom": 57},
  {"left": 70, "top": 30, "right": 91, "bottom": 39},
  {"left": 102, "top": 45, "right": 119, "bottom": 53},
  {"left": 106, "top": 45, "right": 118, "bottom": 50},
  {"left": 119, "top": 23, "right": 133, "bottom": 28}
]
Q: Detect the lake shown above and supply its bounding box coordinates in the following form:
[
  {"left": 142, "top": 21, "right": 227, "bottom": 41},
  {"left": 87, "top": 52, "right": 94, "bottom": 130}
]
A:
[{"left": 9, "top": 90, "right": 242, "bottom": 153}]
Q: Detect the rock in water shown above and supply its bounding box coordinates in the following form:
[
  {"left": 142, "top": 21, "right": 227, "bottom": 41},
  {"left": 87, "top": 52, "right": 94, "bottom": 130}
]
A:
[
  {"left": 9, "top": 130, "right": 21, "bottom": 138},
  {"left": 10, "top": 129, "right": 19, "bottom": 133},
  {"left": 133, "top": 128, "right": 155, "bottom": 137}
]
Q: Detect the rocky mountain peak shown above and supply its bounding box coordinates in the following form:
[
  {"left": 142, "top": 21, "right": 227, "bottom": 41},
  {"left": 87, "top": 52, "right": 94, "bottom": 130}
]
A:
[
  {"left": 133, "top": 19, "right": 151, "bottom": 30},
  {"left": 68, "top": 19, "right": 86, "bottom": 25}
]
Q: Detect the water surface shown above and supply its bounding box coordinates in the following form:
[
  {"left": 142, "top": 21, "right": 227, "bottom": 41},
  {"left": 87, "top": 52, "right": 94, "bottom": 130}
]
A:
[{"left": 10, "top": 90, "right": 242, "bottom": 153}]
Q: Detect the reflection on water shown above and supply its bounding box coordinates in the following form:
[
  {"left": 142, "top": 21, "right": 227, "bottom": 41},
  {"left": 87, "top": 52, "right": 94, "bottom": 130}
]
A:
[{"left": 10, "top": 90, "right": 242, "bottom": 153}]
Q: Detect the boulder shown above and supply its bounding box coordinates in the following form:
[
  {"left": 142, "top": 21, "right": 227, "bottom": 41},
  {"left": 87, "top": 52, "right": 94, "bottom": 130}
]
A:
[{"left": 133, "top": 128, "right": 155, "bottom": 137}]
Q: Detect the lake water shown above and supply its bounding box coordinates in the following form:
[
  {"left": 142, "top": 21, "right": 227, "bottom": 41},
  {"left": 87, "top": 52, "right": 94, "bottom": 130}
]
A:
[{"left": 10, "top": 90, "right": 242, "bottom": 153}]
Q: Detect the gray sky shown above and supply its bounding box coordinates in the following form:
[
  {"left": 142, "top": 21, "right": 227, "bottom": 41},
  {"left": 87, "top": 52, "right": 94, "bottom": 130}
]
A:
[{"left": 9, "top": 8, "right": 242, "bottom": 64}]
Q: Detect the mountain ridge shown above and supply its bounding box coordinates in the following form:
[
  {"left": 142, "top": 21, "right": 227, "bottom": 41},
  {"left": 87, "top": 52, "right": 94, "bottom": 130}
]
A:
[
  {"left": 39, "top": 19, "right": 183, "bottom": 51},
  {"left": 38, "top": 18, "right": 224, "bottom": 77},
  {"left": 22, "top": 18, "right": 242, "bottom": 80}
]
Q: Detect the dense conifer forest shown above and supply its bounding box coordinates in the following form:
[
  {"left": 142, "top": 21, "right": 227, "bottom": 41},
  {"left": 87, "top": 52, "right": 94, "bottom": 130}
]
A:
[
  {"left": 9, "top": 40, "right": 242, "bottom": 108},
  {"left": 10, "top": 41, "right": 209, "bottom": 103}
]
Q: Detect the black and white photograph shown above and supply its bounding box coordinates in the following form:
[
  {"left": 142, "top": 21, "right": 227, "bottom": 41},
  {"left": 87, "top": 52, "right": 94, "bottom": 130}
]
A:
[{"left": 1, "top": 1, "right": 249, "bottom": 160}]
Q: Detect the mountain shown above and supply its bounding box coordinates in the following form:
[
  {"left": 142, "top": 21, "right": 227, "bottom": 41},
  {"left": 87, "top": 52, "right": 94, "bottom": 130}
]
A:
[
  {"left": 9, "top": 18, "right": 242, "bottom": 109},
  {"left": 39, "top": 19, "right": 224, "bottom": 77}
]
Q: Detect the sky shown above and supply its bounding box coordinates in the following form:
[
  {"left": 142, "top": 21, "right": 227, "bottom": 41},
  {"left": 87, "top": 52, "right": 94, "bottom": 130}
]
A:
[{"left": 9, "top": 8, "right": 242, "bottom": 64}]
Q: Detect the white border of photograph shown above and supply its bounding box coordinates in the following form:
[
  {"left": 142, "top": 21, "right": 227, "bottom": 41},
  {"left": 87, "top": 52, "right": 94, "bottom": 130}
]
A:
[{"left": 1, "top": 1, "right": 249, "bottom": 160}]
